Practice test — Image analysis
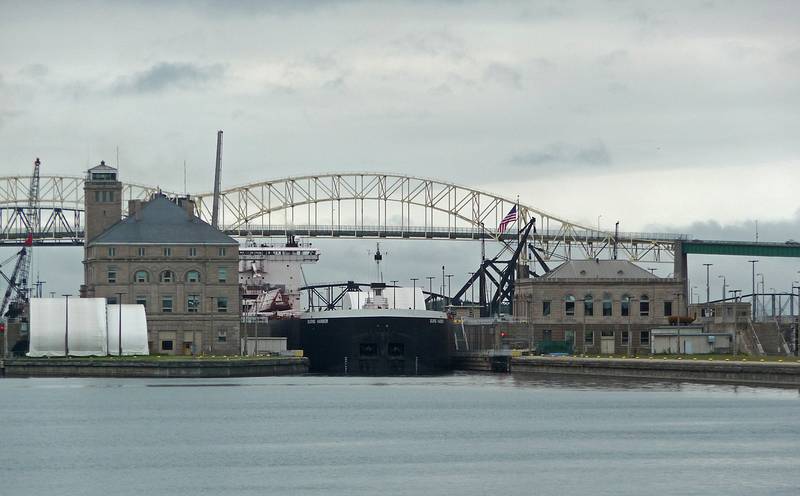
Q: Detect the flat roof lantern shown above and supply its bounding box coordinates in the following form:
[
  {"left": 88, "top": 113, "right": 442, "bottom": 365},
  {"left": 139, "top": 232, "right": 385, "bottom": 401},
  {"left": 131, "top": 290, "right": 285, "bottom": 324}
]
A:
[{"left": 87, "top": 160, "right": 118, "bottom": 182}]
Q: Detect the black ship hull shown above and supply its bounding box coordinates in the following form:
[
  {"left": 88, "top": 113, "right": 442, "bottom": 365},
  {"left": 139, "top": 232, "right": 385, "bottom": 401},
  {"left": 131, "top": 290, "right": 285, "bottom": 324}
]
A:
[{"left": 267, "top": 310, "right": 452, "bottom": 375}]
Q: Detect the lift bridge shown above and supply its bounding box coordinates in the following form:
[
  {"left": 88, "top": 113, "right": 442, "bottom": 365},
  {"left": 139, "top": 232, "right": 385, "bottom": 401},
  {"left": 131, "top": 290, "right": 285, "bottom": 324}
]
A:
[{"left": 0, "top": 172, "right": 685, "bottom": 264}]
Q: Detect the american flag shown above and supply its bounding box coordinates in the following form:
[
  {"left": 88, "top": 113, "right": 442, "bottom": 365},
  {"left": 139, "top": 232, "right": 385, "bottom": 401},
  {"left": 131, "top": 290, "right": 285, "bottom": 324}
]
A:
[{"left": 498, "top": 206, "right": 517, "bottom": 233}]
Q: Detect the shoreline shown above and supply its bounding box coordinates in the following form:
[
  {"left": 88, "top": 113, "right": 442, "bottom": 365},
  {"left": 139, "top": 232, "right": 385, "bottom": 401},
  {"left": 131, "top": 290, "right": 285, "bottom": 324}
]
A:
[
  {"left": 509, "top": 356, "right": 800, "bottom": 388},
  {"left": 0, "top": 356, "right": 309, "bottom": 378}
]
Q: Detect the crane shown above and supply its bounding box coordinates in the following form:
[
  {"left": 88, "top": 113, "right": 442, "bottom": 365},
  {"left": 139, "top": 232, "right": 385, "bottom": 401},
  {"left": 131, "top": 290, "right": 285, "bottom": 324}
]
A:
[
  {"left": 16, "top": 157, "right": 40, "bottom": 302},
  {"left": 1, "top": 236, "right": 30, "bottom": 357}
]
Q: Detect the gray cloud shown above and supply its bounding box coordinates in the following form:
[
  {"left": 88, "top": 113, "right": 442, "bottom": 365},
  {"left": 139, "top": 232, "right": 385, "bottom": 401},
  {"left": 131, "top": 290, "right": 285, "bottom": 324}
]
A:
[
  {"left": 483, "top": 63, "right": 522, "bottom": 89},
  {"left": 510, "top": 142, "right": 612, "bottom": 167},
  {"left": 19, "top": 63, "right": 48, "bottom": 79},
  {"left": 112, "top": 62, "right": 224, "bottom": 94}
]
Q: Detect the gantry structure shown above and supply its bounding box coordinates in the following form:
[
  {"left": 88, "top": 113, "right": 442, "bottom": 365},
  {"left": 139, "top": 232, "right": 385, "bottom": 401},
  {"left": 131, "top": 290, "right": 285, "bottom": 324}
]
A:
[{"left": 0, "top": 172, "right": 685, "bottom": 264}]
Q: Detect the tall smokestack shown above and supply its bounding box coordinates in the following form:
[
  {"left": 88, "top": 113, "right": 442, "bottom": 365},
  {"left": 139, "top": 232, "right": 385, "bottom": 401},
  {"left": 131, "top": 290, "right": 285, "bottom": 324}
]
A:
[{"left": 211, "top": 130, "right": 223, "bottom": 228}]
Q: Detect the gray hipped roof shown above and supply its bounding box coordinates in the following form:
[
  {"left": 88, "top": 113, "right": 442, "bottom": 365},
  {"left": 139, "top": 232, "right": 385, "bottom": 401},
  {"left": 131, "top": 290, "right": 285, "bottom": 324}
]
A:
[
  {"left": 90, "top": 195, "right": 238, "bottom": 246},
  {"left": 543, "top": 260, "right": 659, "bottom": 280}
]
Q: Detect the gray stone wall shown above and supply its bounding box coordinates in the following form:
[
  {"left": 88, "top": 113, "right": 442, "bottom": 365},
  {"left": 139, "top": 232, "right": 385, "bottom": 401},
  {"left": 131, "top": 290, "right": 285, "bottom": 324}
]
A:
[{"left": 85, "top": 243, "right": 241, "bottom": 355}]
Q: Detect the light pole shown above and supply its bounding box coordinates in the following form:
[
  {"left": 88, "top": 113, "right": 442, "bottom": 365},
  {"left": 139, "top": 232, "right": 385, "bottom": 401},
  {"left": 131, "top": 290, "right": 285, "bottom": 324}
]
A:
[
  {"left": 115, "top": 292, "right": 126, "bottom": 356},
  {"left": 445, "top": 274, "right": 453, "bottom": 306},
  {"left": 757, "top": 273, "right": 765, "bottom": 320},
  {"left": 468, "top": 272, "right": 475, "bottom": 304},
  {"left": 410, "top": 278, "right": 419, "bottom": 309},
  {"left": 718, "top": 275, "right": 726, "bottom": 301},
  {"left": 62, "top": 294, "right": 72, "bottom": 356},
  {"left": 441, "top": 266, "right": 445, "bottom": 300},
  {"left": 748, "top": 260, "right": 758, "bottom": 320},
  {"left": 703, "top": 263, "right": 713, "bottom": 304},
  {"left": 390, "top": 280, "right": 398, "bottom": 308},
  {"left": 207, "top": 296, "right": 215, "bottom": 355},
  {"left": 425, "top": 276, "right": 435, "bottom": 306}
]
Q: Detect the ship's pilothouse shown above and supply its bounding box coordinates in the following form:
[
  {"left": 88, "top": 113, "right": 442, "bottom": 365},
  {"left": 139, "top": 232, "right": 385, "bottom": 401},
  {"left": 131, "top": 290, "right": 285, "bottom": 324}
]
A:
[{"left": 239, "top": 235, "right": 319, "bottom": 317}]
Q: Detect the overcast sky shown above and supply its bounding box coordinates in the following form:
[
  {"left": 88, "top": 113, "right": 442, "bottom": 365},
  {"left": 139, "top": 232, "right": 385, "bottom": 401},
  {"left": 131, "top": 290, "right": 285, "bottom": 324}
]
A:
[{"left": 2, "top": 0, "right": 799, "bottom": 302}]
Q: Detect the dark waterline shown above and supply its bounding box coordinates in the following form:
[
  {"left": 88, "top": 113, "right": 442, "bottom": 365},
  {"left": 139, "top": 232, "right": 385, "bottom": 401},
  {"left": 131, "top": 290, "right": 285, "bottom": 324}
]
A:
[{"left": 1, "top": 373, "right": 798, "bottom": 496}]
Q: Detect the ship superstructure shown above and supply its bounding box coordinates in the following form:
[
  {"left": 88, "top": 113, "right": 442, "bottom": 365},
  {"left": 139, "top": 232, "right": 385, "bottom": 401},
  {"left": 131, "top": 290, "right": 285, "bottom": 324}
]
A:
[{"left": 239, "top": 235, "right": 319, "bottom": 318}]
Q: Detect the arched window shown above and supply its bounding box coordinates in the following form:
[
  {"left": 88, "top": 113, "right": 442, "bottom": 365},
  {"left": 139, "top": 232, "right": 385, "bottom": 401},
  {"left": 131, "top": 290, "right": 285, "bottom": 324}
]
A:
[
  {"left": 621, "top": 294, "right": 631, "bottom": 317},
  {"left": 639, "top": 294, "right": 650, "bottom": 317},
  {"left": 565, "top": 294, "right": 576, "bottom": 316},
  {"left": 186, "top": 270, "right": 201, "bottom": 283},
  {"left": 602, "top": 293, "right": 612, "bottom": 317},
  {"left": 583, "top": 294, "right": 594, "bottom": 316},
  {"left": 134, "top": 270, "right": 149, "bottom": 283},
  {"left": 160, "top": 270, "right": 175, "bottom": 283}
]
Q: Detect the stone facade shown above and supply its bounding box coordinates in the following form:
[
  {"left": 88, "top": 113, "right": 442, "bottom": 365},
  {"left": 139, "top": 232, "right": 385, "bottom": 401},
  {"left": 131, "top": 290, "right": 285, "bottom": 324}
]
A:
[
  {"left": 84, "top": 243, "right": 240, "bottom": 355},
  {"left": 82, "top": 162, "right": 241, "bottom": 355},
  {"left": 513, "top": 260, "right": 685, "bottom": 355}
]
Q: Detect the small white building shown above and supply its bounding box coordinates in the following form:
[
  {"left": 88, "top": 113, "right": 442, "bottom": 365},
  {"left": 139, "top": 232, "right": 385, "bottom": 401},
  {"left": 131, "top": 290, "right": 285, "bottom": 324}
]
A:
[{"left": 649, "top": 326, "right": 733, "bottom": 355}]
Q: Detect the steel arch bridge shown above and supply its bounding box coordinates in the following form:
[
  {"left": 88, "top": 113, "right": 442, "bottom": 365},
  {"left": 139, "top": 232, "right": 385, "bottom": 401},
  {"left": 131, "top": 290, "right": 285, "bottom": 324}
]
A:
[{"left": 0, "top": 172, "right": 685, "bottom": 262}]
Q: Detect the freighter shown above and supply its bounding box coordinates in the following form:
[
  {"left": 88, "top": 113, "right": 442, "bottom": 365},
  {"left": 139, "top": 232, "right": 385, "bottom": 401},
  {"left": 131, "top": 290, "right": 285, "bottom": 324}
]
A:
[{"left": 240, "top": 240, "right": 451, "bottom": 375}]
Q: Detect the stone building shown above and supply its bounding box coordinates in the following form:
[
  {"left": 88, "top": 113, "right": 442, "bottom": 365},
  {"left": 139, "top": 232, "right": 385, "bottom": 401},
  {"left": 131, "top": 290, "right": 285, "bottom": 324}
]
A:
[
  {"left": 513, "top": 259, "right": 685, "bottom": 354},
  {"left": 81, "top": 163, "right": 240, "bottom": 355}
]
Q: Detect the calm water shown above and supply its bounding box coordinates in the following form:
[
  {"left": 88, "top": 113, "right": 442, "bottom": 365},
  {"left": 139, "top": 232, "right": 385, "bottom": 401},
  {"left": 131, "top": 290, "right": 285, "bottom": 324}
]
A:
[{"left": 1, "top": 373, "right": 799, "bottom": 496}]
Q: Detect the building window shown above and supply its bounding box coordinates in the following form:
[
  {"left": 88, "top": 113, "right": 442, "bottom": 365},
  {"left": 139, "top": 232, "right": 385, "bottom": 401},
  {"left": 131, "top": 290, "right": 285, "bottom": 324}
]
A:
[
  {"left": 565, "top": 295, "right": 575, "bottom": 316},
  {"left": 217, "top": 268, "right": 227, "bottom": 283},
  {"left": 602, "top": 293, "right": 612, "bottom": 317},
  {"left": 583, "top": 295, "right": 593, "bottom": 317},
  {"left": 186, "top": 270, "right": 201, "bottom": 283},
  {"left": 640, "top": 330, "right": 650, "bottom": 345},
  {"left": 161, "top": 296, "right": 173, "bottom": 313},
  {"left": 218, "top": 247, "right": 227, "bottom": 257},
  {"left": 622, "top": 331, "right": 629, "bottom": 345},
  {"left": 161, "top": 340, "right": 174, "bottom": 351},
  {"left": 217, "top": 330, "right": 227, "bottom": 343},
  {"left": 107, "top": 269, "right": 117, "bottom": 283},
  {"left": 138, "top": 247, "right": 146, "bottom": 257},
  {"left": 107, "top": 296, "right": 117, "bottom": 305},
  {"left": 542, "top": 329, "right": 552, "bottom": 341},
  {"left": 639, "top": 295, "right": 650, "bottom": 317},
  {"left": 160, "top": 270, "right": 175, "bottom": 283},
  {"left": 664, "top": 301, "right": 673, "bottom": 317},
  {"left": 542, "top": 301, "right": 551, "bottom": 317},
  {"left": 135, "top": 295, "right": 147, "bottom": 309},
  {"left": 585, "top": 330, "right": 594, "bottom": 344},
  {"left": 217, "top": 297, "right": 228, "bottom": 313},
  {"left": 621, "top": 295, "right": 631, "bottom": 317},
  {"left": 188, "top": 247, "right": 197, "bottom": 257},
  {"left": 134, "top": 270, "right": 149, "bottom": 283},
  {"left": 187, "top": 295, "right": 200, "bottom": 313},
  {"left": 163, "top": 247, "right": 172, "bottom": 257},
  {"left": 107, "top": 247, "right": 116, "bottom": 257}
]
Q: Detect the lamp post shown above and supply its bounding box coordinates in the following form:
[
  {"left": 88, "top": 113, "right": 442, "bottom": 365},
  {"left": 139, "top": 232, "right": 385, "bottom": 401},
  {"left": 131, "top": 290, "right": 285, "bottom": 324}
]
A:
[
  {"left": 62, "top": 294, "right": 72, "bottom": 356},
  {"left": 207, "top": 296, "right": 215, "bottom": 355},
  {"left": 425, "top": 276, "right": 435, "bottom": 306},
  {"left": 410, "top": 278, "right": 419, "bottom": 310},
  {"left": 115, "top": 292, "right": 126, "bottom": 356},
  {"left": 702, "top": 263, "right": 713, "bottom": 304},
  {"left": 748, "top": 260, "right": 758, "bottom": 320},
  {"left": 445, "top": 274, "right": 453, "bottom": 306},
  {"left": 718, "top": 275, "right": 726, "bottom": 301},
  {"left": 390, "top": 280, "right": 398, "bottom": 308},
  {"left": 468, "top": 272, "right": 475, "bottom": 304}
]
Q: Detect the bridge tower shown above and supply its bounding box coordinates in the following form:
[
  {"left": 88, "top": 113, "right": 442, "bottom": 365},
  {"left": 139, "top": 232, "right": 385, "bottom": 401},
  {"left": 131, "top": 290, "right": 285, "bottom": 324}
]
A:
[{"left": 84, "top": 161, "right": 122, "bottom": 244}]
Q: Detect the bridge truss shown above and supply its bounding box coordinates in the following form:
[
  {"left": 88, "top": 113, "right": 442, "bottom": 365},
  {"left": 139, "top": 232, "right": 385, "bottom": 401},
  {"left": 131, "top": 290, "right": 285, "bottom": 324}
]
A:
[{"left": 0, "top": 172, "right": 684, "bottom": 263}]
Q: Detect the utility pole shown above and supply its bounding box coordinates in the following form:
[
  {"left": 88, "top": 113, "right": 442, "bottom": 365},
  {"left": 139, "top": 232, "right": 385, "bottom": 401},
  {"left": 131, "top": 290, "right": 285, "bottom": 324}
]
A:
[
  {"left": 703, "top": 263, "right": 713, "bottom": 304},
  {"left": 748, "top": 260, "right": 758, "bottom": 320},
  {"left": 410, "top": 278, "right": 419, "bottom": 310}
]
